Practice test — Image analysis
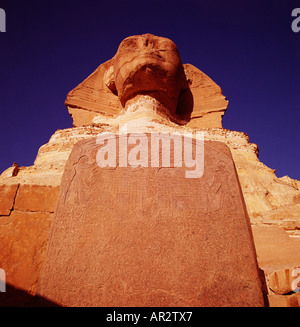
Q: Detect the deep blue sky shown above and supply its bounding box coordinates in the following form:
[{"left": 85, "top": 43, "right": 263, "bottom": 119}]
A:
[{"left": 0, "top": 0, "right": 299, "bottom": 180}]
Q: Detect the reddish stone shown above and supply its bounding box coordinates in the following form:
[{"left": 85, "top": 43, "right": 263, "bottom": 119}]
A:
[
  {"left": 0, "top": 184, "right": 19, "bottom": 216},
  {"left": 14, "top": 185, "right": 60, "bottom": 213},
  {"left": 0, "top": 184, "right": 60, "bottom": 306},
  {"left": 0, "top": 211, "right": 53, "bottom": 297},
  {"left": 38, "top": 134, "right": 265, "bottom": 306},
  {"left": 65, "top": 34, "right": 228, "bottom": 128}
]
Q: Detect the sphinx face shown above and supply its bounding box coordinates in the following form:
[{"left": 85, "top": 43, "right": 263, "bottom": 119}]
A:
[{"left": 112, "top": 34, "right": 185, "bottom": 112}]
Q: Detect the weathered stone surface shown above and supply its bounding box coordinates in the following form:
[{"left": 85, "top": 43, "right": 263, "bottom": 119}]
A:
[
  {"left": 38, "top": 135, "right": 264, "bottom": 307},
  {"left": 62, "top": 25, "right": 300, "bottom": 234},
  {"left": 0, "top": 33, "right": 299, "bottom": 307},
  {"left": 0, "top": 184, "right": 19, "bottom": 216},
  {"left": 181, "top": 64, "right": 229, "bottom": 128},
  {"left": 268, "top": 293, "right": 300, "bottom": 307},
  {"left": 268, "top": 268, "right": 299, "bottom": 295},
  {"left": 65, "top": 58, "right": 122, "bottom": 127},
  {"left": 252, "top": 226, "right": 300, "bottom": 274},
  {"left": 0, "top": 126, "right": 104, "bottom": 187},
  {"left": 3, "top": 123, "right": 298, "bottom": 230},
  {"left": 0, "top": 184, "right": 60, "bottom": 305},
  {"left": 0, "top": 125, "right": 299, "bottom": 306},
  {"left": 0, "top": 163, "right": 19, "bottom": 179},
  {"left": 0, "top": 211, "right": 53, "bottom": 297},
  {"left": 252, "top": 225, "right": 300, "bottom": 306},
  {"left": 113, "top": 34, "right": 186, "bottom": 115},
  {"left": 14, "top": 185, "right": 60, "bottom": 213},
  {"left": 65, "top": 34, "right": 228, "bottom": 128}
]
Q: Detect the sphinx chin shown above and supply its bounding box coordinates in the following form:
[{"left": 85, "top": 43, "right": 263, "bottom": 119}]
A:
[
  {"left": 119, "top": 66, "right": 178, "bottom": 104},
  {"left": 113, "top": 34, "right": 184, "bottom": 112}
]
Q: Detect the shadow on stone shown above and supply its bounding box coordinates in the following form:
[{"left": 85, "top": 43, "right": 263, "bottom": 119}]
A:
[
  {"left": 176, "top": 86, "right": 194, "bottom": 122},
  {"left": 0, "top": 283, "right": 60, "bottom": 307}
]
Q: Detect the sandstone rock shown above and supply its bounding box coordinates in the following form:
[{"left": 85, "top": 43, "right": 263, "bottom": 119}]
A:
[
  {"left": 226, "top": 138, "right": 300, "bottom": 224},
  {"left": 14, "top": 185, "right": 60, "bottom": 213},
  {"left": 181, "top": 64, "right": 229, "bottom": 128},
  {"left": 0, "top": 184, "right": 60, "bottom": 304},
  {"left": 38, "top": 135, "right": 264, "bottom": 307},
  {"left": 0, "top": 163, "right": 19, "bottom": 179},
  {"left": 0, "top": 184, "right": 19, "bottom": 216},
  {"left": 252, "top": 225, "right": 300, "bottom": 306},
  {"left": 0, "top": 123, "right": 299, "bottom": 307},
  {"left": 113, "top": 34, "right": 186, "bottom": 114},
  {"left": 6, "top": 122, "right": 292, "bottom": 226},
  {"left": 0, "top": 126, "right": 104, "bottom": 187},
  {"left": 0, "top": 33, "right": 299, "bottom": 307},
  {"left": 268, "top": 268, "right": 300, "bottom": 295},
  {"left": 65, "top": 58, "right": 121, "bottom": 127},
  {"left": 64, "top": 34, "right": 281, "bottom": 224},
  {"left": 252, "top": 226, "right": 300, "bottom": 274},
  {"left": 0, "top": 127, "right": 104, "bottom": 304},
  {"left": 268, "top": 293, "right": 300, "bottom": 307},
  {"left": 65, "top": 34, "right": 228, "bottom": 128},
  {"left": 0, "top": 211, "right": 53, "bottom": 297}
]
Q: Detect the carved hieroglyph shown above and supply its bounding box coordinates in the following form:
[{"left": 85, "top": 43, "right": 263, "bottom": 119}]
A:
[{"left": 38, "top": 135, "right": 265, "bottom": 307}]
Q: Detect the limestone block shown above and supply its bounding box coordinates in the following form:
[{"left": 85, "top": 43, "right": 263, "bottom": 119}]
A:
[
  {"left": 0, "top": 211, "right": 53, "bottom": 296},
  {"left": 268, "top": 268, "right": 300, "bottom": 295},
  {"left": 268, "top": 293, "right": 300, "bottom": 307},
  {"left": 0, "top": 184, "right": 19, "bottom": 216},
  {"left": 14, "top": 185, "right": 60, "bottom": 213},
  {"left": 252, "top": 226, "right": 300, "bottom": 274}
]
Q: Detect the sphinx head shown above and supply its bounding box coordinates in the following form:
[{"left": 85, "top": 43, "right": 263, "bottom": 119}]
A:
[
  {"left": 65, "top": 34, "right": 228, "bottom": 128},
  {"left": 104, "top": 34, "right": 188, "bottom": 118}
]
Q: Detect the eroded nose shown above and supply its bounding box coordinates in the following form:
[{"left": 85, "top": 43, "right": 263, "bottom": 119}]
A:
[{"left": 143, "top": 37, "right": 153, "bottom": 49}]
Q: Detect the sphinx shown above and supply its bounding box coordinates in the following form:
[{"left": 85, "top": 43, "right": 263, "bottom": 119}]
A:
[{"left": 65, "top": 33, "right": 228, "bottom": 129}]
